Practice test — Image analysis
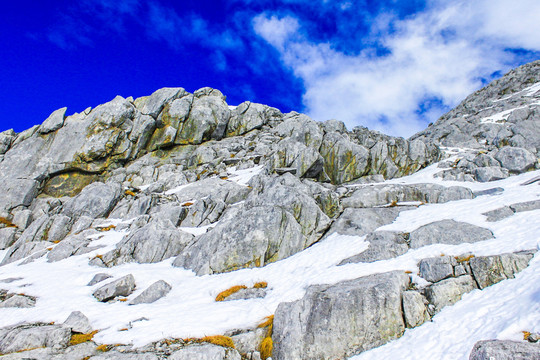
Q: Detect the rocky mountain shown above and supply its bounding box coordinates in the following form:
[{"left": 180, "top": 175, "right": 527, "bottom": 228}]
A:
[{"left": 0, "top": 61, "right": 539, "bottom": 359}]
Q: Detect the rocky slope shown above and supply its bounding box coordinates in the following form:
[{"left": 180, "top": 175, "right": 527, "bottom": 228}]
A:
[{"left": 0, "top": 61, "right": 539, "bottom": 359}]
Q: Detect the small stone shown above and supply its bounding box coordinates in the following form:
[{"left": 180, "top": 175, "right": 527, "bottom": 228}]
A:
[
  {"left": 87, "top": 273, "right": 112, "bottom": 286},
  {"left": 129, "top": 280, "right": 172, "bottom": 305},
  {"left": 63, "top": 311, "right": 93, "bottom": 334},
  {"left": 93, "top": 274, "right": 136, "bottom": 302}
]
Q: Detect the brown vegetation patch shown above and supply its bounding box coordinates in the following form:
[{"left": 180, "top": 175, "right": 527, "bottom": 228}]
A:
[
  {"left": 70, "top": 330, "right": 99, "bottom": 345},
  {"left": 215, "top": 285, "right": 247, "bottom": 302}
]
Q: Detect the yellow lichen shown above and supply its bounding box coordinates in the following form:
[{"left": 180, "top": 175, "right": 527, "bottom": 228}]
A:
[
  {"left": 254, "top": 281, "right": 268, "bottom": 289},
  {"left": 0, "top": 217, "right": 17, "bottom": 228},
  {"left": 215, "top": 285, "right": 247, "bottom": 301},
  {"left": 182, "top": 202, "right": 194, "bottom": 207},
  {"left": 523, "top": 331, "right": 531, "bottom": 340},
  {"left": 124, "top": 190, "right": 137, "bottom": 196},
  {"left": 70, "top": 330, "right": 99, "bottom": 345}
]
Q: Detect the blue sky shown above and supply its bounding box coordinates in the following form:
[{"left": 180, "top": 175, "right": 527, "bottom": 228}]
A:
[{"left": 2, "top": 0, "right": 539, "bottom": 137}]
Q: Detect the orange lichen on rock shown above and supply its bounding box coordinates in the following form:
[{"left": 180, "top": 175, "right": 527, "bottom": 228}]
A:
[
  {"left": 70, "top": 330, "right": 99, "bottom": 345},
  {"left": 215, "top": 285, "right": 247, "bottom": 301},
  {"left": 0, "top": 217, "right": 17, "bottom": 228},
  {"left": 96, "top": 344, "right": 110, "bottom": 352},
  {"left": 455, "top": 254, "right": 475, "bottom": 263},
  {"left": 254, "top": 281, "right": 268, "bottom": 289},
  {"left": 200, "top": 335, "right": 235, "bottom": 349}
]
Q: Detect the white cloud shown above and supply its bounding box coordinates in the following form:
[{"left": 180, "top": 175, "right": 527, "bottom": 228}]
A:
[
  {"left": 253, "top": 0, "right": 540, "bottom": 137},
  {"left": 252, "top": 14, "right": 299, "bottom": 51}
]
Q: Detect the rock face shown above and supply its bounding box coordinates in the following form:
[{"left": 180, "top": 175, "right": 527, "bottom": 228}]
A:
[
  {"left": 0, "top": 61, "right": 539, "bottom": 359},
  {"left": 272, "top": 271, "right": 410, "bottom": 360}
]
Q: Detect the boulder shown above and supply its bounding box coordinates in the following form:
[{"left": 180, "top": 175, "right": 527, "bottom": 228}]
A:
[
  {"left": 129, "top": 280, "right": 172, "bottom": 305},
  {"left": 62, "top": 182, "right": 122, "bottom": 219},
  {"left": 483, "top": 206, "right": 515, "bottom": 222},
  {"left": 418, "top": 256, "right": 456, "bottom": 283},
  {"left": 92, "top": 274, "right": 136, "bottom": 302},
  {"left": 474, "top": 166, "right": 509, "bottom": 182},
  {"left": 63, "top": 311, "right": 93, "bottom": 334},
  {"left": 226, "top": 102, "right": 277, "bottom": 137},
  {"left": 402, "top": 290, "right": 430, "bottom": 328},
  {"left": 99, "top": 219, "right": 194, "bottom": 266},
  {"left": 173, "top": 205, "right": 304, "bottom": 275},
  {"left": 327, "top": 207, "right": 412, "bottom": 238},
  {"left": 510, "top": 199, "right": 540, "bottom": 213},
  {"left": 409, "top": 220, "right": 493, "bottom": 249},
  {"left": 47, "top": 233, "right": 93, "bottom": 262},
  {"left": 272, "top": 271, "right": 409, "bottom": 360},
  {"left": 0, "top": 294, "right": 36, "bottom": 308},
  {"left": 319, "top": 132, "right": 369, "bottom": 184},
  {"left": 0, "top": 227, "right": 17, "bottom": 250},
  {"left": 469, "top": 340, "right": 540, "bottom": 360},
  {"left": 494, "top": 146, "right": 537, "bottom": 173},
  {"left": 0, "top": 323, "right": 71, "bottom": 354},
  {"left": 469, "top": 252, "right": 534, "bottom": 289},
  {"left": 222, "top": 287, "right": 267, "bottom": 301},
  {"left": 339, "top": 231, "right": 409, "bottom": 264},
  {"left": 342, "top": 183, "right": 473, "bottom": 208},
  {"left": 39, "top": 107, "right": 67, "bottom": 134},
  {"left": 87, "top": 273, "right": 112, "bottom": 286},
  {"left": 169, "top": 344, "right": 241, "bottom": 360},
  {"left": 424, "top": 275, "right": 476, "bottom": 313}
]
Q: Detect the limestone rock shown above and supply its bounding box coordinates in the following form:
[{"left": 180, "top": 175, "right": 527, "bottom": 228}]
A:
[
  {"left": 483, "top": 206, "right": 515, "bottom": 222},
  {"left": 494, "top": 146, "right": 537, "bottom": 173},
  {"left": 0, "top": 227, "right": 17, "bottom": 250},
  {"left": 62, "top": 182, "right": 122, "bottom": 219},
  {"left": 93, "top": 274, "right": 136, "bottom": 302},
  {"left": 100, "top": 219, "right": 193, "bottom": 267},
  {"left": 424, "top": 275, "right": 476, "bottom": 313},
  {"left": 319, "top": 132, "right": 369, "bottom": 184},
  {"left": 402, "top": 290, "right": 430, "bottom": 328},
  {"left": 469, "top": 252, "right": 534, "bottom": 289},
  {"left": 0, "top": 323, "right": 71, "bottom": 354},
  {"left": 88, "top": 352, "right": 159, "bottom": 360},
  {"left": 63, "top": 311, "right": 93, "bottom": 334},
  {"left": 130, "top": 280, "right": 172, "bottom": 305},
  {"left": 418, "top": 256, "right": 456, "bottom": 283},
  {"left": 339, "top": 231, "right": 409, "bottom": 264},
  {"left": 409, "top": 220, "right": 493, "bottom": 249},
  {"left": 0, "top": 294, "right": 36, "bottom": 308},
  {"left": 39, "top": 107, "right": 67, "bottom": 134},
  {"left": 469, "top": 340, "right": 540, "bottom": 360},
  {"left": 327, "top": 207, "right": 412, "bottom": 238},
  {"left": 169, "top": 344, "right": 241, "bottom": 360},
  {"left": 272, "top": 271, "right": 409, "bottom": 360},
  {"left": 510, "top": 199, "right": 540, "bottom": 213},
  {"left": 87, "top": 273, "right": 112, "bottom": 286}
]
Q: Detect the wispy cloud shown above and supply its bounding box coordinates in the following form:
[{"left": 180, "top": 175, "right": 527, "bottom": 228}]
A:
[{"left": 253, "top": 0, "right": 540, "bottom": 136}]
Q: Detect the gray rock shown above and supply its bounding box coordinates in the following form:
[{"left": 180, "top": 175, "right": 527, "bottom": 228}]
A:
[
  {"left": 409, "top": 220, "right": 493, "bottom": 249},
  {"left": 230, "top": 328, "right": 267, "bottom": 356},
  {"left": 87, "top": 273, "right": 112, "bottom": 286},
  {"left": 418, "top": 256, "right": 456, "bottom": 283},
  {"left": 100, "top": 219, "right": 194, "bottom": 266},
  {"left": 1, "top": 239, "right": 52, "bottom": 266},
  {"left": 88, "top": 352, "right": 159, "bottom": 360},
  {"left": 319, "top": 132, "right": 369, "bottom": 184},
  {"left": 174, "top": 205, "right": 304, "bottom": 275},
  {"left": 469, "top": 340, "right": 540, "bottom": 360},
  {"left": 0, "top": 347, "right": 55, "bottom": 359},
  {"left": 138, "top": 87, "right": 186, "bottom": 119},
  {"left": 474, "top": 166, "right": 509, "bottom": 182},
  {"left": 169, "top": 344, "right": 241, "bottom": 360},
  {"left": 342, "top": 184, "right": 473, "bottom": 208},
  {"left": 0, "top": 323, "right": 71, "bottom": 354},
  {"left": 339, "top": 231, "right": 409, "bottom": 264},
  {"left": 129, "top": 280, "right": 172, "bottom": 305},
  {"left": 473, "top": 187, "right": 504, "bottom": 197},
  {"left": 402, "top": 290, "right": 430, "bottom": 328},
  {"left": 0, "top": 129, "right": 15, "bottom": 155},
  {"left": 11, "top": 209, "right": 33, "bottom": 230},
  {"left": 39, "top": 107, "right": 67, "bottom": 134},
  {"left": 63, "top": 311, "right": 93, "bottom": 334},
  {"left": 0, "top": 294, "right": 36, "bottom": 308},
  {"left": 171, "top": 177, "right": 251, "bottom": 205},
  {"left": 469, "top": 252, "right": 534, "bottom": 289},
  {"left": 222, "top": 287, "right": 267, "bottom": 301},
  {"left": 92, "top": 274, "right": 136, "bottom": 302},
  {"left": 510, "top": 199, "right": 540, "bottom": 213},
  {"left": 483, "top": 206, "right": 515, "bottom": 222},
  {"left": 46, "top": 214, "right": 72, "bottom": 243},
  {"left": 0, "top": 227, "right": 17, "bottom": 250},
  {"left": 63, "top": 182, "right": 122, "bottom": 219},
  {"left": 272, "top": 271, "right": 409, "bottom": 360},
  {"left": 327, "top": 207, "right": 411, "bottom": 238},
  {"left": 47, "top": 233, "right": 93, "bottom": 262},
  {"left": 424, "top": 275, "right": 476, "bottom": 313},
  {"left": 495, "top": 147, "right": 537, "bottom": 173}
]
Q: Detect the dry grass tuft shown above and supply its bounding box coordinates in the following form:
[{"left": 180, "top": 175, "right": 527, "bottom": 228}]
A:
[
  {"left": 215, "top": 285, "right": 247, "bottom": 302},
  {"left": 220, "top": 176, "right": 229, "bottom": 180},
  {"left": 455, "top": 254, "right": 475, "bottom": 263},
  {"left": 404, "top": 270, "right": 412, "bottom": 274},
  {"left": 523, "top": 331, "right": 531, "bottom": 340},
  {"left": 388, "top": 200, "right": 398, "bottom": 207},
  {"left": 118, "top": 298, "right": 128, "bottom": 302},
  {"left": 257, "top": 315, "right": 274, "bottom": 330},
  {"left": 96, "top": 344, "right": 110, "bottom": 352},
  {"left": 97, "top": 225, "right": 116, "bottom": 232},
  {"left": 125, "top": 190, "right": 136, "bottom": 196},
  {"left": 182, "top": 202, "right": 194, "bottom": 207},
  {"left": 254, "top": 281, "right": 268, "bottom": 289},
  {"left": 70, "top": 330, "right": 99, "bottom": 345},
  {"left": 200, "top": 335, "right": 235, "bottom": 349},
  {"left": 0, "top": 217, "right": 17, "bottom": 228},
  {"left": 118, "top": 328, "right": 128, "bottom": 332},
  {"left": 259, "top": 337, "right": 273, "bottom": 360}
]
